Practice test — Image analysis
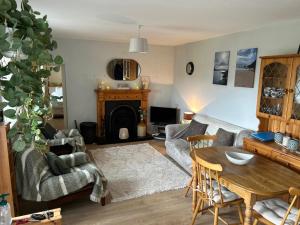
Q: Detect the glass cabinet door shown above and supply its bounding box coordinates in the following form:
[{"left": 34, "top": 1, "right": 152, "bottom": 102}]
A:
[
  {"left": 291, "top": 64, "right": 300, "bottom": 120},
  {"left": 259, "top": 62, "right": 289, "bottom": 117}
]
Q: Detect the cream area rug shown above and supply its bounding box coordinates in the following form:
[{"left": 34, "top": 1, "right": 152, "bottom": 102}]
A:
[{"left": 90, "top": 143, "right": 190, "bottom": 202}]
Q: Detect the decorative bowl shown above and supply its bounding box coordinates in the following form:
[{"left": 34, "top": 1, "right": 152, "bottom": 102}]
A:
[{"left": 225, "top": 151, "right": 254, "bottom": 165}]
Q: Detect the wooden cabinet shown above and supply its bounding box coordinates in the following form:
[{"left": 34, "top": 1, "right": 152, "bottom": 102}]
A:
[
  {"left": 257, "top": 54, "right": 300, "bottom": 138},
  {"left": 244, "top": 138, "right": 300, "bottom": 172},
  {"left": 0, "top": 123, "right": 17, "bottom": 216},
  {"left": 244, "top": 54, "right": 300, "bottom": 173}
]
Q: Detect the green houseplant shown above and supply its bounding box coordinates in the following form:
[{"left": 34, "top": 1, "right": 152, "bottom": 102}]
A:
[{"left": 0, "top": 0, "right": 63, "bottom": 152}]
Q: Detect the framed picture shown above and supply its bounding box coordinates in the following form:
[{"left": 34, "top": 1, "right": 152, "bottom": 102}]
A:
[
  {"left": 213, "top": 51, "right": 230, "bottom": 85},
  {"left": 234, "top": 48, "right": 258, "bottom": 88}
]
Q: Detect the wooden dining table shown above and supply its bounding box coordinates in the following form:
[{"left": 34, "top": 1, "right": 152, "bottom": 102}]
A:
[{"left": 192, "top": 146, "right": 300, "bottom": 225}]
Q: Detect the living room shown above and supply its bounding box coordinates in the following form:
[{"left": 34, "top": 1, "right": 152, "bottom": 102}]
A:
[{"left": 1, "top": 0, "right": 300, "bottom": 225}]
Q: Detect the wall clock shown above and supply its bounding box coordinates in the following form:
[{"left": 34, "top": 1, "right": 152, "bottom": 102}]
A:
[{"left": 186, "top": 62, "right": 194, "bottom": 75}]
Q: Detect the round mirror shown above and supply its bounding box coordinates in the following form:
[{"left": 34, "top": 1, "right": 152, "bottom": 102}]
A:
[
  {"left": 186, "top": 62, "right": 194, "bottom": 75},
  {"left": 107, "top": 59, "right": 141, "bottom": 81}
]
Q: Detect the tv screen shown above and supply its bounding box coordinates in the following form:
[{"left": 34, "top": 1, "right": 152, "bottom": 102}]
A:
[{"left": 150, "top": 106, "right": 177, "bottom": 125}]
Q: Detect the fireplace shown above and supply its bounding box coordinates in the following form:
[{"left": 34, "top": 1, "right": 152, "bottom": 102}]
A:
[
  {"left": 95, "top": 89, "right": 151, "bottom": 143},
  {"left": 105, "top": 100, "right": 140, "bottom": 141}
]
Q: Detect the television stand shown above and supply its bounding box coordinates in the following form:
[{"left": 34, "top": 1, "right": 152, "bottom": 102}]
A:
[
  {"left": 151, "top": 123, "right": 168, "bottom": 140},
  {"left": 152, "top": 132, "right": 166, "bottom": 140}
]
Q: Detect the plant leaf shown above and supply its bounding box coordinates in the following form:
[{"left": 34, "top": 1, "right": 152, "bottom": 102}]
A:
[
  {"left": 0, "top": 24, "right": 5, "bottom": 38},
  {"left": 11, "top": 37, "right": 22, "bottom": 50},
  {"left": 0, "top": 0, "right": 12, "bottom": 12},
  {"left": 20, "top": 15, "right": 33, "bottom": 26},
  {"left": 26, "top": 27, "right": 34, "bottom": 38},
  {"left": 3, "top": 109, "right": 16, "bottom": 119},
  {"left": 54, "top": 55, "right": 63, "bottom": 65},
  {"left": 53, "top": 66, "right": 60, "bottom": 72},
  {"left": 13, "top": 139, "right": 26, "bottom": 152},
  {"left": 0, "top": 39, "right": 10, "bottom": 51},
  {"left": 7, "top": 127, "right": 18, "bottom": 139},
  {"left": 0, "top": 102, "right": 8, "bottom": 110}
]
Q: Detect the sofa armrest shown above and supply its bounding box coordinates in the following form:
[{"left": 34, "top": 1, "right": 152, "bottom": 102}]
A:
[
  {"left": 59, "top": 152, "right": 89, "bottom": 167},
  {"left": 234, "top": 129, "right": 253, "bottom": 148},
  {"left": 165, "top": 123, "right": 189, "bottom": 141}
]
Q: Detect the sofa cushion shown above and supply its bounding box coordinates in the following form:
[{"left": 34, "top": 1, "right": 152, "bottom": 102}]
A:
[
  {"left": 212, "top": 128, "right": 235, "bottom": 147},
  {"left": 181, "top": 120, "right": 208, "bottom": 139},
  {"left": 46, "top": 152, "right": 71, "bottom": 175}
]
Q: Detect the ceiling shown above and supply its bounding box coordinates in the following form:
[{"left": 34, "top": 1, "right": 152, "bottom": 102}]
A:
[{"left": 27, "top": 0, "right": 300, "bottom": 46}]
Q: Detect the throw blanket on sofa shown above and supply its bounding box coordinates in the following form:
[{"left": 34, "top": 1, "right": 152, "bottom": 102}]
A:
[
  {"left": 48, "top": 129, "right": 86, "bottom": 152},
  {"left": 16, "top": 147, "right": 107, "bottom": 203}
]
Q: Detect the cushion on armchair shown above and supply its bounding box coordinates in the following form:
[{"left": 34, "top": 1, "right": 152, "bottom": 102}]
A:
[
  {"left": 40, "top": 123, "right": 57, "bottom": 139},
  {"left": 59, "top": 152, "right": 89, "bottom": 167},
  {"left": 46, "top": 152, "right": 71, "bottom": 175},
  {"left": 212, "top": 128, "right": 235, "bottom": 147},
  {"left": 180, "top": 120, "right": 208, "bottom": 139}
]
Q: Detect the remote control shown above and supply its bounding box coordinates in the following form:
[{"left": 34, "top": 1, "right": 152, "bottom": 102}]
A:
[{"left": 31, "top": 213, "right": 46, "bottom": 220}]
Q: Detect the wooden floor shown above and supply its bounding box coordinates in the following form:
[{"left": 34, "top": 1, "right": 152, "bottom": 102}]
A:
[
  {"left": 62, "top": 140, "right": 240, "bottom": 225},
  {"left": 62, "top": 189, "right": 239, "bottom": 225}
]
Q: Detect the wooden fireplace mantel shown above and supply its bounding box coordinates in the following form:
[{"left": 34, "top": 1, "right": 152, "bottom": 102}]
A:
[{"left": 95, "top": 89, "right": 150, "bottom": 136}]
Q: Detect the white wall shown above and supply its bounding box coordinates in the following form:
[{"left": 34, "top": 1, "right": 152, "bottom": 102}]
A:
[
  {"left": 55, "top": 39, "right": 174, "bottom": 128},
  {"left": 172, "top": 19, "right": 300, "bottom": 130}
]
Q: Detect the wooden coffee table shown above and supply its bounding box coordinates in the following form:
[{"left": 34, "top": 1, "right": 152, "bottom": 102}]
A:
[
  {"left": 12, "top": 208, "right": 62, "bottom": 225},
  {"left": 193, "top": 146, "right": 300, "bottom": 225}
]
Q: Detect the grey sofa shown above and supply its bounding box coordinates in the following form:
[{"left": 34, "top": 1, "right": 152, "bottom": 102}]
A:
[{"left": 165, "top": 114, "right": 252, "bottom": 174}]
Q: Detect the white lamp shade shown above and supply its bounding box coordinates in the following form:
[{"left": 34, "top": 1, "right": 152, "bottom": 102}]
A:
[{"left": 129, "top": 37, "right": 149, "bottom": 53}]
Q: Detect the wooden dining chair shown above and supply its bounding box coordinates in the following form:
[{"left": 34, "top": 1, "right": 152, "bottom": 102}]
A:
[
  {"left": 252, "top": 187, "right": 300, "bottom": 225},
  {"left": 184, "top": 134, "right": 216, "bottom": 197},
  {"left": 191, "top": 154, "right": 244, "bottom": 225}
]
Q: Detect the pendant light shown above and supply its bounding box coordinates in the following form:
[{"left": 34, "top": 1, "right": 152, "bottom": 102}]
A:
[{"left": 129, "top": 25, "right": 149, "bottom": 53}]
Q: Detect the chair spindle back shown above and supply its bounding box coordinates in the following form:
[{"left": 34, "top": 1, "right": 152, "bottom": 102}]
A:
[{"left": 195, "top": 155, "right": 224, "bottom": 205}]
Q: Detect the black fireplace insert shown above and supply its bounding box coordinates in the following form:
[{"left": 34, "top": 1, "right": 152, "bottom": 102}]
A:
[{"left": 105, "top": 100, "right": 140, "bottom": 142}]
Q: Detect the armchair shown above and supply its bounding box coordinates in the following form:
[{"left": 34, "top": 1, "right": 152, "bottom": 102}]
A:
[{"left": 16, "top": 148, "right": 109, "bottom": 213}]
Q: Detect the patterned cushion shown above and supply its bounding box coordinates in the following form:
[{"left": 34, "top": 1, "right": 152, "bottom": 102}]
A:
[
  {"left": 212, "top": 128, "right": 235, "bottom": 147},
  {"left": 46, "top": 152, "right": 71, "bottom": 175},
  {"left": 181, "top": 120, "right": 208, "bottom": 139},
  {"left": 254, "top": 198, "right": 299, "bottom": 225},
  {"left": 40, "top": 123, "right": 57, "bottom": 139},
  {"left": 198, "top": 180, "right": 240, "bottom": 203}
]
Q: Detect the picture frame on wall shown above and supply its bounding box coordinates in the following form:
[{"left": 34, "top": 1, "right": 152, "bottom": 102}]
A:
[
  {"left": 234, "top": 48, "right": 258, "bottom": 88},
  {"left": 213, "top": 51, "right": 230, "bottom": 85}
]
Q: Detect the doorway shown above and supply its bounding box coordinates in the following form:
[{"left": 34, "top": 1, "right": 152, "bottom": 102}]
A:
[{"left": 47, "top": 65, "right": 68, "bottom": 130}]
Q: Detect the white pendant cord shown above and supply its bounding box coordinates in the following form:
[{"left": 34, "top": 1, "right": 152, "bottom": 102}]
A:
[{"left": 138, "top": 25, "right": 142, "bottom": 38}]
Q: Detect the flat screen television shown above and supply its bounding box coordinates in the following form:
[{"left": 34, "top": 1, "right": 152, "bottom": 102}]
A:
[{"left": 150, "top": 106, "right": 177, "bottom": 125}]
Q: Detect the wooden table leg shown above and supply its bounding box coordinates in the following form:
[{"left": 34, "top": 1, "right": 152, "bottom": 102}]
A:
[
  {"left": 192, "top": 160, "right": 197, "bottom": 212},
  {"left": 243, "top": 193, "right": 256, "bottom": 225}
]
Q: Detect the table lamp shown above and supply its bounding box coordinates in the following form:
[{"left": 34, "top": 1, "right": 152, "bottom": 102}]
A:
[{"left": 183, "top": 112, "right": 195, "bottom": 123}]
